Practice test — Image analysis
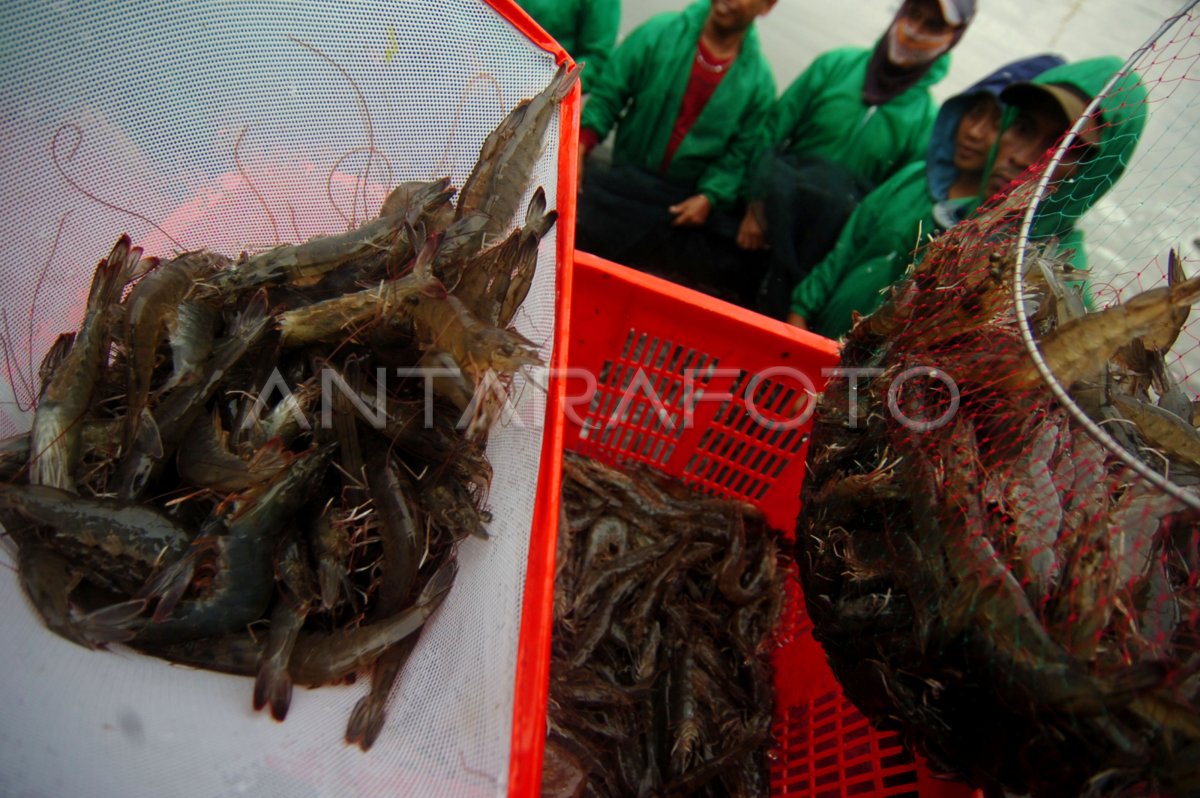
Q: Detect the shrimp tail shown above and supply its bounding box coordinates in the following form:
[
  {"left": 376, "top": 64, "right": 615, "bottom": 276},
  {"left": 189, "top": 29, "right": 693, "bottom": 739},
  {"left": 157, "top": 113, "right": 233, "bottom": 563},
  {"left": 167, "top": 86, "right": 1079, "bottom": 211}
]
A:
[
  {"left": 344, "top": 636, "right": 417, "bottom": 751},
  {"left": 76, "top": 598, "right": 149, "bottom": 646},
  {"left": 253, "top": 663, "right": 294, "bottom": 722}
]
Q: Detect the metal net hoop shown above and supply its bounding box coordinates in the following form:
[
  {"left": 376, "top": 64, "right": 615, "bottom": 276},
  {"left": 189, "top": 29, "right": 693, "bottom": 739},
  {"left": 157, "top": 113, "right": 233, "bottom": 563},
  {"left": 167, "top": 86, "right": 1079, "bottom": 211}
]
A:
[{"left": 1013, "top": 0, "right": 1200, "bottom": 512}]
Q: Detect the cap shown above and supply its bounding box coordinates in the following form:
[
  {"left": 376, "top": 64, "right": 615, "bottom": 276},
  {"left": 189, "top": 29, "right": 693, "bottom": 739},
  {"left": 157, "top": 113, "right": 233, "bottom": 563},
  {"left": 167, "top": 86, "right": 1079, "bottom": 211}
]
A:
[
  {"left": 936, "top": 0, "right": 977, "bottom": 26},
  {"left": 1000, "top": 81, "right": 1102, "bottom": 146}
]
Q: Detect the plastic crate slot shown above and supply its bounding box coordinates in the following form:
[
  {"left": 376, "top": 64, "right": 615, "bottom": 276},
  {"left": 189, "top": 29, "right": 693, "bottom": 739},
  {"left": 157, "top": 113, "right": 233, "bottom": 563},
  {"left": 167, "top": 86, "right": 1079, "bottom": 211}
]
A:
[
  {"left": 666, "top": 343, "right": 685, "bottom": 373},
  {"left": 745, "top": 476, "right": 762, "bottom": 498},
  {"left": 658, "top": 442, "right": 675, "bottom": 464},
  {"left": 842, "top": 724, "right": 870, "bottom": 743},
  {"left": 619, "top": 329, "right": 637, "bottom": 361},
  {"left": 643, "top": 339, "right": 661, "bottom": 369},
  {"left": 732, "top": 471, "right": 749, "bottom": 494},
  {"left": 597, "top": 358, "right": 614, "bottom": 386},
  {"left": 628, "top": 332, "right": 648, "bottom": 363},
  {"left": 651, "top": 339, "right": 672, "bottom": 369},
  {"left": 731, "top": 369, "right": 750, "bottom": 397},
  {"left": 715, "top": 463, "right": 730, "bottom": 486},
  {"left": 747, "top": 448, "right": 767, "bottom": 472},
  {"left": 715, "top": 433, "right": 735, "bottom": 458}
]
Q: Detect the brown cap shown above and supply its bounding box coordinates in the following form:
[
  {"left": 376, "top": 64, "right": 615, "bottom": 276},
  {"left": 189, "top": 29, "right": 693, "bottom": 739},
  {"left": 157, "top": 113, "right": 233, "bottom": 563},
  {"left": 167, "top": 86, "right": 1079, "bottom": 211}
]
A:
[{"left": 1000, "top": 81, "right": 1102, "bottom": 146}]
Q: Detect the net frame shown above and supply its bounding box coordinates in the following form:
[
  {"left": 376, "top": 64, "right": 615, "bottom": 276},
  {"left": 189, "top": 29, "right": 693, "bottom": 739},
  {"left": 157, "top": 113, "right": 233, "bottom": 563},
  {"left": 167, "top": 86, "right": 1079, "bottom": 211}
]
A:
[{"left": 1014, "top": 0, "right": 1200, "bottom": 513}]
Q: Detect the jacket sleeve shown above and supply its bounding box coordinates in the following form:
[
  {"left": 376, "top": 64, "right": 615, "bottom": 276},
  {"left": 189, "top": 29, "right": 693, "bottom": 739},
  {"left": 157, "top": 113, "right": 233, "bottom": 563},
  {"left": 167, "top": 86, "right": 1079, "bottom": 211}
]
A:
[
  {"left": 696, "top": 72, "right": 776, "bottom": 207},
  {"left": 580, "top": 19, "right": 655, "bottom": 139},
  {"left": 575, "top": 0, "right": 621, "bottom": 92},
  {"left": 789, "top": 187, "right": 879, "bottom": 319}
]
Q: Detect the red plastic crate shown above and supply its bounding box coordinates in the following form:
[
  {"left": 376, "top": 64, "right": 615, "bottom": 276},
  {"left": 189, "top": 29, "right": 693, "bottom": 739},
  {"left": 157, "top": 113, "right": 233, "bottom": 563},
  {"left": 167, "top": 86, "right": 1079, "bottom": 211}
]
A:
[{"left": 562, "top": 251, "right": 983, "bottom": 798}]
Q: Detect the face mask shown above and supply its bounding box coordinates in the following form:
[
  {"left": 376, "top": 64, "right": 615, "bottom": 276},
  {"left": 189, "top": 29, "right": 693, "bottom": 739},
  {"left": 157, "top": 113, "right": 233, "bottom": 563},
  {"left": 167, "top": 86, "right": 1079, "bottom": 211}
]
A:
[{"left": 887, "top": 17, "right": 957, "bottom": 67}]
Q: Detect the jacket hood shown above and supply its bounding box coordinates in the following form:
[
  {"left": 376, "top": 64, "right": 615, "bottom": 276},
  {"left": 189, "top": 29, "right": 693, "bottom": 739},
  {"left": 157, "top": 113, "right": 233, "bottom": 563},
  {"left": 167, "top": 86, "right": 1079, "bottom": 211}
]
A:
[
  {"left": 977, "top": 56, "right": 1149, "bottom": 241},
  {"left": 927, "top": 54, "right": 1065, "bottom": 200}
]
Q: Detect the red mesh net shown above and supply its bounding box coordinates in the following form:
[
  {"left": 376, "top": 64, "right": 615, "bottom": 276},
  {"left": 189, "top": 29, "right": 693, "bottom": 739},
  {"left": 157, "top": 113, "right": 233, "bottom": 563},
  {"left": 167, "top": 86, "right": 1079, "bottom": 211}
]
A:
[{"left": 797, "top": 11, "right": 1200, "bottom": 797}]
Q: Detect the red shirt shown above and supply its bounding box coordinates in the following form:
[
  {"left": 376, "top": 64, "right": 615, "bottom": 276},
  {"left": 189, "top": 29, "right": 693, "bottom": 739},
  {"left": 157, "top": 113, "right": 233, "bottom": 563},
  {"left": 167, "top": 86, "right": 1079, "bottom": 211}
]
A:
[
  {"left": 578, "top": 39, "right": 733, "bottom": 171},
  {"left": 662, "top": 39, "right": 733, "bottom": 171}
]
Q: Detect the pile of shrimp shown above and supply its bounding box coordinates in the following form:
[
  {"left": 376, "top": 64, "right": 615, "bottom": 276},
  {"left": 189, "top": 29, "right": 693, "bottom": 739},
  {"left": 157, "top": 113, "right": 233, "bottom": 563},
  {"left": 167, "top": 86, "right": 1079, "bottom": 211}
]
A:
[
  {"left": 0, "top": 64, "right": 579, "bottom": 752},
  {"left": 797, "top": 181, "right": 1200, "bottom": 797},
  {"left": 542, "top": 451, "right": 783, "bottom": 798}
]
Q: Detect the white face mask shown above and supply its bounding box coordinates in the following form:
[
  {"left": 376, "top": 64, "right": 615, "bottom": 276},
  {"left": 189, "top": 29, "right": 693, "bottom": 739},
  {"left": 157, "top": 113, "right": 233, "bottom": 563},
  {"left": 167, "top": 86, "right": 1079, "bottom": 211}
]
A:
[{"left": 886, "top": 17, "right": 957, "bottom": 68}]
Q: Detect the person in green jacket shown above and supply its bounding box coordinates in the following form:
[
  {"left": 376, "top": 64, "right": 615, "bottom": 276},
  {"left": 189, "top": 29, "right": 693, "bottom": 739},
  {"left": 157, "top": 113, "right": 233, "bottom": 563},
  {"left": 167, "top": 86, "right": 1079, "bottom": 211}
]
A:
[
  {"left": 788, "top": 56, "right": 1148, "bottom": 340},
  {"left": 739, "top": 0, "right": 976, "bottom": 320},
  {"left": 574, "top": 0, "right": 778, "bottom": 302},
  {"left": 515, "top": 0, "right": 619, "bottom": 92}
]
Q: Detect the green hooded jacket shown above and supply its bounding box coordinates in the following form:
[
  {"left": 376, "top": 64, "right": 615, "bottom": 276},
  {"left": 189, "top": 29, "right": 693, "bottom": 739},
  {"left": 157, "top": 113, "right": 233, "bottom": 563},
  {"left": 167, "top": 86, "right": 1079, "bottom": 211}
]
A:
[
  {"left": 791, "top": 56, "right": 1147, "bottom": 340},
  {"left": 515, "top": 0, "right": 619, "bottom": 91},
  {"left": 580, "top": 0, "right": 777, "bottom": 209},
  {"left": 759, "top": 45, "right": 949, "bottom": 188}
]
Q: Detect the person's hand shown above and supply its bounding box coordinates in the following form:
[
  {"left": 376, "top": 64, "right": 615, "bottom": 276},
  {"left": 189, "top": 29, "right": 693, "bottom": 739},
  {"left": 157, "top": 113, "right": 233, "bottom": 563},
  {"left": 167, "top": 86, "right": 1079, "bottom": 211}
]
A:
[
  {"left": 668, "top": 194, "right": 711, "bottom": 227},
  {"left": 786, "top": 312, "right": 807, "bottom": 330},
  {"left": 736, "top": 207, "right": 767, "bottom": 250}
]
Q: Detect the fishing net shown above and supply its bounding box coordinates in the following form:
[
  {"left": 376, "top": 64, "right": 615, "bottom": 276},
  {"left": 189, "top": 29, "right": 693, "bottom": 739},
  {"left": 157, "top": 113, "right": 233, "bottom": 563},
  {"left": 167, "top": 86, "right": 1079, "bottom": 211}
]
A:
[
  {"left": 0, "top": 1, "right": 567, "bottom": 795},
  {"left": 797, "top": 4, "right": 1200, "bottom": 796}
]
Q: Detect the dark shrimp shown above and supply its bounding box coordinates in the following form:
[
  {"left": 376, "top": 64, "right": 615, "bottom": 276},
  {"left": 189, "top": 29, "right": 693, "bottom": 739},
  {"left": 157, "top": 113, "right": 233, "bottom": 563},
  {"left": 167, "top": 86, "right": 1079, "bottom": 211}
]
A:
[
  {"left": 135, "top": 444, "right": 334, "bottom": 643},
  {"left": 253, "top": 535, "right": 316, "bottom": 722},
  {"left": 31, "top": 236, "right": 135, "bottom": 490},
  {"left": 289, "top": 554, "right": 456, "bottom": 686}
]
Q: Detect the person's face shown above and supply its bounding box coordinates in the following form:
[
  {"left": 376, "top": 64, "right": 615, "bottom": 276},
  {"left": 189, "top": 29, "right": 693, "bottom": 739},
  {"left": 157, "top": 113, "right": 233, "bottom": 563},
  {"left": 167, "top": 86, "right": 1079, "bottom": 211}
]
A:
[
  {"left": 953, "top": 94, "right": 1001, "bottom": 173},
  {"left": 985, "top": 95, "right": 1090, "bottom": 197},
  {"left": 888, "top": 0, "right": 960, "bottom": 67},
  {"left": 708, "top": 0, "right": 777, "bottom": 35}
]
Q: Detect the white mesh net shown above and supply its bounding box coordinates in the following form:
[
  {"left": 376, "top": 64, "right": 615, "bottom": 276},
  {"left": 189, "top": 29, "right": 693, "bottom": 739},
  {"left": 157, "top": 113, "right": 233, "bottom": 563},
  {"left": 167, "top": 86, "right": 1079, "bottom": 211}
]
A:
[
  {"left": 1075, "top": 4, "right": 1200, "bottom": 394},
  {"left": 0, "top": 1, "right": 562, "bottom": 795}
]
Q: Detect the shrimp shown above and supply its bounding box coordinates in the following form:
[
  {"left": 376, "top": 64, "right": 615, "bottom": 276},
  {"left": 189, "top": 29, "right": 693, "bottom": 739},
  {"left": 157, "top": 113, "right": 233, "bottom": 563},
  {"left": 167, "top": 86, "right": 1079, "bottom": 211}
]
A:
[
  {"left": 175, "top": 409, "right": 292, "bottom": 492},
  {"left": 344, "top": 634, "right": 420, "bottom": 751},
  {"left": 499, "top": 189, "right": 557, "bottom": 328},
  {"left": 288, "top": 554, "right": 456, "bottom": 686},
  {"left": 1113, "top": 392, "right": 1200, "bottom": 468},
  {"left": 30, "top": 235, "right": 137, "bottom": 490},
  {"left": 218, "top": 178, "right": 454, "bottom": 295},
  {"left": 253, "top": 535, "right": 315, "bottom": 721},
  {"left": 364, "top": 450, "right": 424, "bottom": 609},
  {"left": 124, "top": 250, "right": 224, "bottom": 449},
  {"left": 307, "top": 504, "right": 353, "bottom": 614},
  {"left": 115, "top": 297, "right": 271, "bottom": 499},
  {"left": 275, "top": 271, "right": 423, "bottom": 348},
  {"left": 453, "top": 188, "right": 556, "bottom": 326},
  {"left": 1140, "top": 247, "right": 1190, "bottom": 353},
  {"left": 134, "top": 443, "right": 334, "bottom": 643},
  {"left": 162, "top": 298, "right": 220, "bottom": 391},
  {"left": 1016, "top": 271, "right": 1200, "bottom": 391},
  {"left": 7, "top": 514, "right": 147, "bottom": 650},
  {"left": 0, "top": 483, "right": 193, "bottom": 595},
  {"left": 464, "top": 64, "right": 580, "bottom": 241}
]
